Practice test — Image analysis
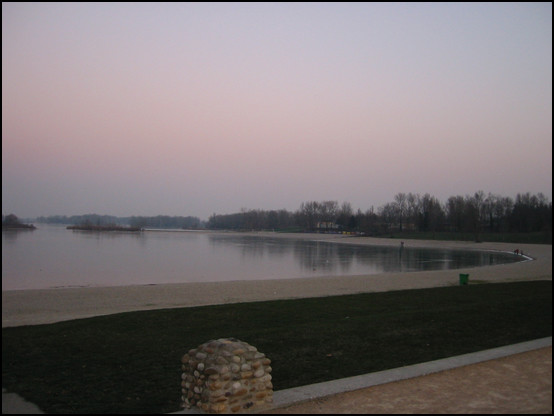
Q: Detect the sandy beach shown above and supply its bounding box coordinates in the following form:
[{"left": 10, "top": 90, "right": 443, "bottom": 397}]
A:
[{"left": 2, "top": 233, "right": 552, "bottom": 327}]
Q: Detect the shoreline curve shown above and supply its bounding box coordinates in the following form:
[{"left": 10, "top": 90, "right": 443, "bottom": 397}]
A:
[{"left": 2, "top": 233, "right": 552, "bottom": 327}]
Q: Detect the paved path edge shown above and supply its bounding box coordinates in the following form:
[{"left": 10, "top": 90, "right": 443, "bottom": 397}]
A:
[{"left": 265, "top": 336, "right": 553, "bottom": 413}]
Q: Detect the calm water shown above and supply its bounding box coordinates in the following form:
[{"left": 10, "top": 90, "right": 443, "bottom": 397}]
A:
[{"left": 2, "top": 224, "right": 522, "bottom": 291}]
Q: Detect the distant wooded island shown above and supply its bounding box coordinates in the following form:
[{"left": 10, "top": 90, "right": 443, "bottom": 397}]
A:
[
  {"left": 1, "top": 214, "right": 36, "bottom": 230},
  {"left": 66, "top": 224, "right": 142, "bottom": 232},
  {"left": 35, "top": 214, "right": 202, "bottom": 230}
]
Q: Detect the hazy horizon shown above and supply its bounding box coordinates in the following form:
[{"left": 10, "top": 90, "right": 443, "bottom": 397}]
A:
[
  {"left": 3, "top": 3, "right": 552, "bottom": 220},
  {"left": 3, "top": 188, "right": 552, "bottom": 223}
]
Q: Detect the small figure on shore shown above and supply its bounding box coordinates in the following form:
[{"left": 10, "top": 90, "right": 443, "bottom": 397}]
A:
[
  {"left": 400, "top": 241, "right": 404, "bottom": 249},
  {"left": 514, "top": 249, "right": 519, "bottom": 255}
]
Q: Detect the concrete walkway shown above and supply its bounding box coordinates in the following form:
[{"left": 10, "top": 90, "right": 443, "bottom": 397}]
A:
[{"left": 264, "top": 338, "right": 552, "bottom": 414}]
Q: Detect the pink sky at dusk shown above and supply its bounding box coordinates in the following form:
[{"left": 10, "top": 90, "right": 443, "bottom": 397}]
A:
[{"left": 2, "top": 3, "right": 552, "bottom": 220}]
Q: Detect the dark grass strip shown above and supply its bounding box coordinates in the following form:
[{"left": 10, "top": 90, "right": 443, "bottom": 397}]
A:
[{"left": 2, "top": 280, "right": 551, "bottom": 414}]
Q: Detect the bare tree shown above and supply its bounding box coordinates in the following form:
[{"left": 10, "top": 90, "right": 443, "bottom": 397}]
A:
[{"left": 393, "top": 193, "right": 408, "bottom": 232}]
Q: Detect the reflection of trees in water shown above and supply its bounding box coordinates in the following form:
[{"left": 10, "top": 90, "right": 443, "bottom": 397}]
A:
[
  {"left": 350, "top": 245, "right": 406, "bottom": 273},
  {"left": 294, "top": 241, "right": 332, "bottom": 272},
  {"left": 207, "top": 236, "right": 355, "bottom": 273},
  {"left": 206, "top": 235, "right": 521, "bottom": 274},
  {"left": 355, "top": 247, "right": 468, "bottom": 273},
  {"left": 2, "top": 229, "right": 22, "bottom": 244},
  {"left": 207, "top": 235, "right": 291, "bottom": 259},
  {"left": 297, "top": 244, "right": 521, "bottom": 274},
  {"left": 360, "top": 247, "right": 522, "bottom": 273},
  {"left": 293, "top": 241, "right": 355, "bottom": 273}
]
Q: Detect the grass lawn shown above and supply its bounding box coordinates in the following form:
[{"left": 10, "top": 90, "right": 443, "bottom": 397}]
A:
[{"left": 2, "top": 280, "right": 552, "bottom": 414}]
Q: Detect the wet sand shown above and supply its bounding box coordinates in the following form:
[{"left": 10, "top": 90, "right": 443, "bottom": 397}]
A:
[{"left": 2, "top": 233, "right": 551, "bottom": 327}]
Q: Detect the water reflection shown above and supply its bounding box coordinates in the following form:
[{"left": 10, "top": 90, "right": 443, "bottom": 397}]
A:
[
  {"left": 1, "top": 228, "right": 35, "bottom": 244},
  {"left": 206, "top": 234, "right": 521, "bottom": 276},
  {"left": 3, "top": 227, "right": 523, "bottom": 291}
]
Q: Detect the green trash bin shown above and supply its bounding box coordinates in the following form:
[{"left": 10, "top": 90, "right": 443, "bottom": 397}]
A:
[{"left": 459, "top": 273, "right": 469, "bottom": 285}]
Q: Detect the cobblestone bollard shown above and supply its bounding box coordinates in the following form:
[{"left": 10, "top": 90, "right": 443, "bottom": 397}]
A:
[{"left": 181, "top": 338, "right": 273, "bottom": 413}]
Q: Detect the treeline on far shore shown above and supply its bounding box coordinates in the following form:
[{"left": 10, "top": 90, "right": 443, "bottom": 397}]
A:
[
  {"left": 7, "top": 191, "right": 552, "bottom": 244},
  {"left": 206, "top": 191, "right": 552, "bottom": 244},
  {"left": 34, "top": 214, "right": 202, "bottom": 230}
]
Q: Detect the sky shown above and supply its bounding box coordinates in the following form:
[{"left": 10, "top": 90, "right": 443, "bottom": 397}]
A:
[{"left": 2, "top": 3, "right": 552, "bottom": 220}]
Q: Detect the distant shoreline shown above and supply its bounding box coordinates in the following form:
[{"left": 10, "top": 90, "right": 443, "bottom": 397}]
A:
[
  {"left": 2, "top": 224, "right": 36, "bottom": 230},
  {"left": 66, "top": 224, "right": 142, "bottom": 232}
]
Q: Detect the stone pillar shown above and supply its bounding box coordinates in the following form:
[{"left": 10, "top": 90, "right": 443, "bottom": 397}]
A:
[{"left": 181, "top": 338, "right": 273, "bottom": 413}]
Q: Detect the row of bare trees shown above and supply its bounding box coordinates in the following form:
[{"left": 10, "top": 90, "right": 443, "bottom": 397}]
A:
[
  {"left": 379, "top": 191, "right": 551, "bottom": 235},
  {"left": 207, "top": 192, "right": 552, "bottom": 239}
]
